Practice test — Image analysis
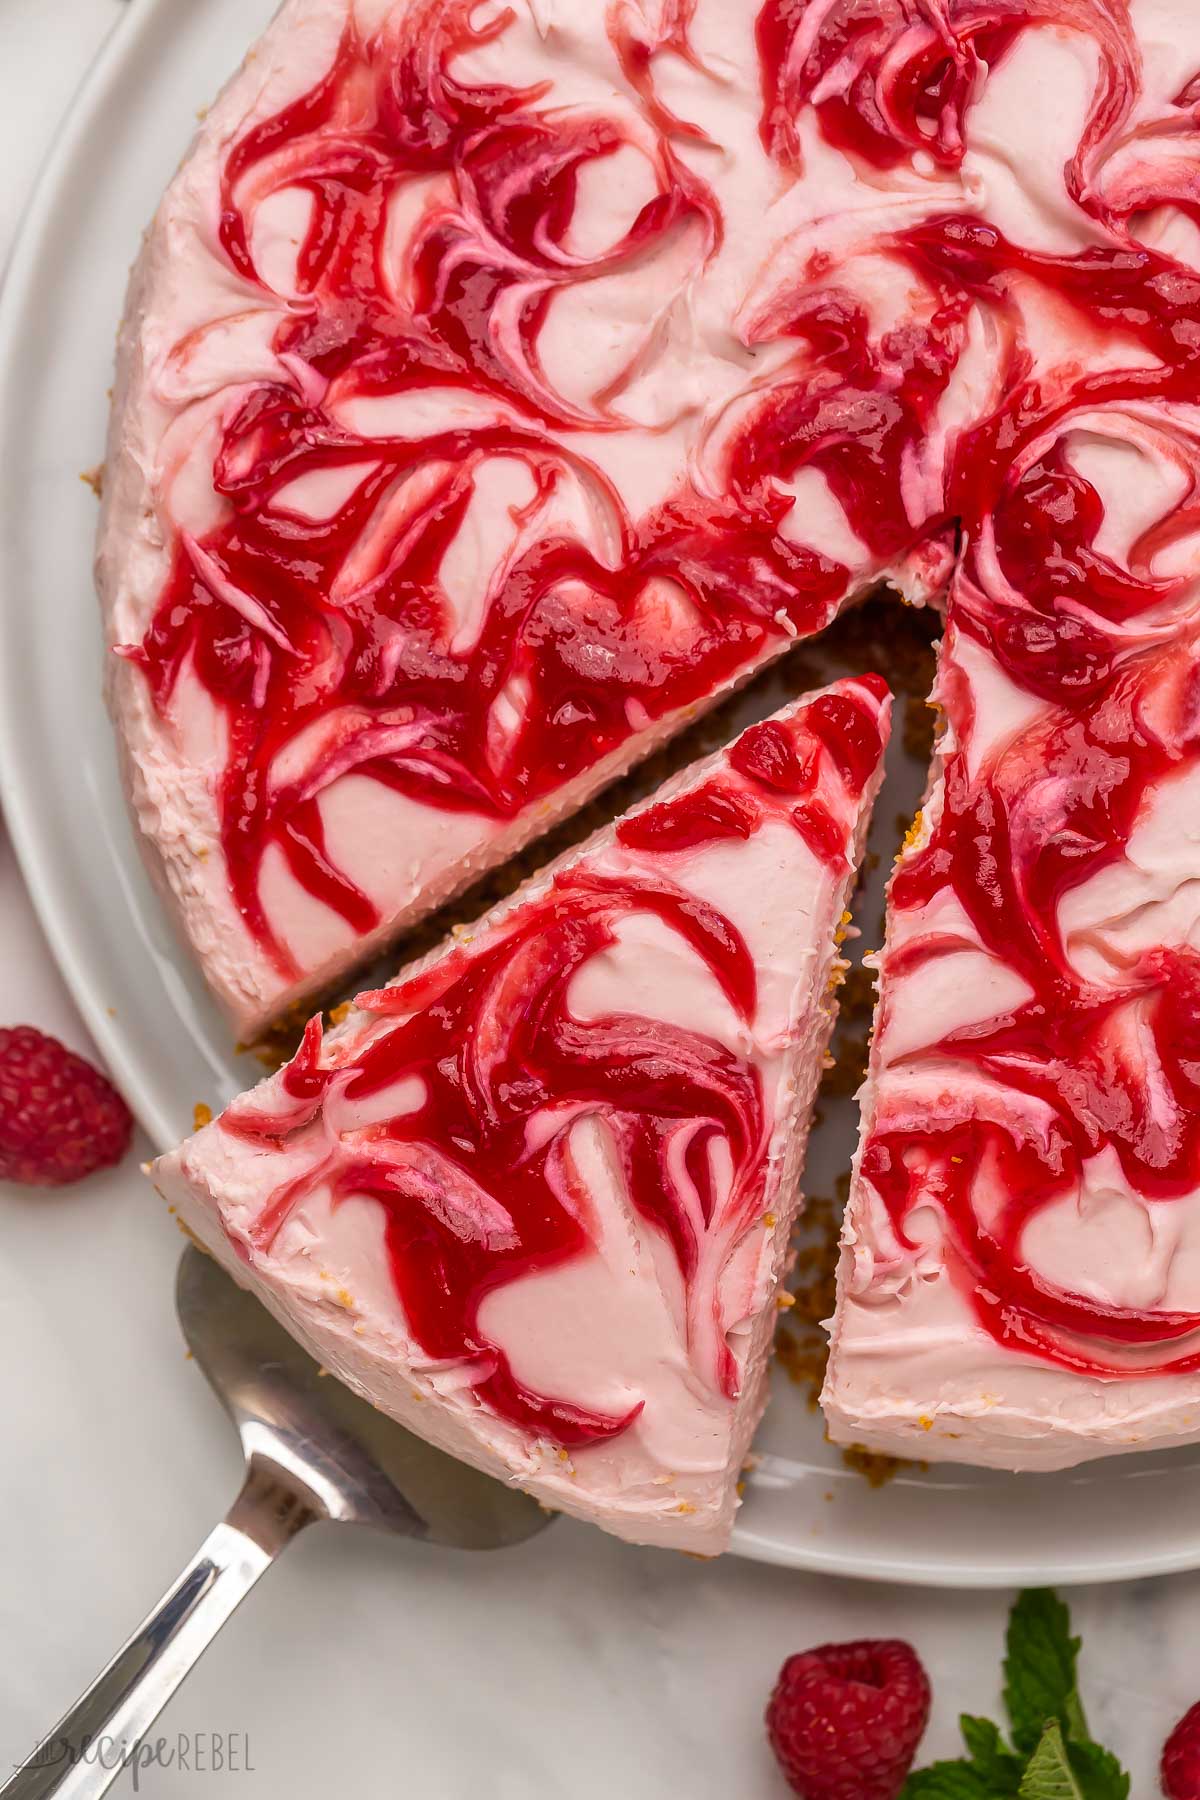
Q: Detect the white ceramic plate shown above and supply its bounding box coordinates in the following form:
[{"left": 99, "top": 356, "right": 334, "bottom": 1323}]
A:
[{"left": 4, "top": 0, "right": 1200, "bottom": 1591}]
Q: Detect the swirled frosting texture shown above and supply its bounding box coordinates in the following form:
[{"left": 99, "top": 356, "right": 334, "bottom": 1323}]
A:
[{"left": 152, "top": 681, "right": 889, "bottom": 1548}]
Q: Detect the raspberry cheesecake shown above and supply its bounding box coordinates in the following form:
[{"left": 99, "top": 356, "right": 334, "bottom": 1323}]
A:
[
  {"left": 152, "top": 681, "right": 889, "bottom": 1549},
  {"left": 113, "top": 0, "right": 1200, "bottom": 1495}
]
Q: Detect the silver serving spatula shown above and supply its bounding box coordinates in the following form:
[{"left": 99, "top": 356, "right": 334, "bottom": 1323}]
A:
[{"left": 3, "top": 1245, "right": 550, "bottom": 1799}]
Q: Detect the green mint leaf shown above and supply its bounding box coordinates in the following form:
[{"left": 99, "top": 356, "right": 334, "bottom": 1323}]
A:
[
  {"left": 1004, "top": 1590, "right": 1084, "bottom": 1755},
  {"left": 960, "top": 1713, "right": 1024, "bottom": 1788},
  {"left": 1014, "top": 1721, "right": 1132, "bottom": 1800},
  {"left": 900, "top": 1763, "right": 998, "bottom": 1798},
  {"left": 1017, "top": 1720, "right": 1084, "bottom": 1799},
  {"left": 901, "top": 1713, "right": 1024, "bottom": 1796},
  {"left": 1067, "top": 1739, "right": 1131, "bottom": 1800},
  {"left": 906, "top": 1589, "right": 1130, "bottom": 1800}
]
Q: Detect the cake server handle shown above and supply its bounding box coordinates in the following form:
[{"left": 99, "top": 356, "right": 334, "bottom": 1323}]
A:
[{"left": 1, "top": 1462, "right": 314, "bottom": 1800}]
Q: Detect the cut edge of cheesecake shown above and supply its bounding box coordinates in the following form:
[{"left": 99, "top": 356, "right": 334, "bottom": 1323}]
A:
[{"left": 151, "top": 676, "right": 890, "bottom": 1551}]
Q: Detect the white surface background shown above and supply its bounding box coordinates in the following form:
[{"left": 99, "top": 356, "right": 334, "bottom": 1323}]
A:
[{"left": 0, "top": 2, "right": 1195, "bottom": 1794}]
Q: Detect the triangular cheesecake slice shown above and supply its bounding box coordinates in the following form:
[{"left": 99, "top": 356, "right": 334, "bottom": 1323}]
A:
[{"left": 153, "top": 677, "right": 889, "bottom": 1550}]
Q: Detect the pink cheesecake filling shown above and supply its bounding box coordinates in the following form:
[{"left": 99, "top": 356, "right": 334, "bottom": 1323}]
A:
[{"left": 152, "top": 678, "right": 889, "bottom": 1549}]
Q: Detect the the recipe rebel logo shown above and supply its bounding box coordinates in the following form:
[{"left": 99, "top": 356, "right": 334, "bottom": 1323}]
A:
[{"left": 15, "top": 1730, "right": 255, "bottom": 1789}]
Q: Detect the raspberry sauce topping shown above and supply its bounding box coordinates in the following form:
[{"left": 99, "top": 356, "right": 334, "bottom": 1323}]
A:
[{"left": 220, "top": 682, "right": 886, "bottom": 1442}]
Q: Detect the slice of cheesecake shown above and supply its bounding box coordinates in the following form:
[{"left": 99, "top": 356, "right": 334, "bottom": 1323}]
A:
[
  {"left": 820, "top": 0, "right": 1200, "bottom": 1472},
  {"left": 826, "top": 542, "right": 1200, "bottom": 1473},
  {"left": 153, "top": 678, "right": 889, "bottom": 1550},
  {"left": 98, "top": 0, "right": 958, "bottom": 1037}
]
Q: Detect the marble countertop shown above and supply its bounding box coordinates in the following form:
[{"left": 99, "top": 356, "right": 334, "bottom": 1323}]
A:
[{"left": 0, "top": 3, "right": 1191, "bottom": 1793}]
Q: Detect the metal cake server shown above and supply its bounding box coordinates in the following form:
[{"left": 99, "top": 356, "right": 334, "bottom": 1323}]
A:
[{"left": 3, "top": 1245, "right": 550, "bottom": 1799}]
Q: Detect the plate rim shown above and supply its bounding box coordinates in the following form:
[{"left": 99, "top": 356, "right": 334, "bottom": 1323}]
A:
[
  {"left": 2, "top": 0, "right": 1197, "bottom": 1591},
  {"left": 730, "top": 1482, "right": 1200, "bottom": 1588},
  {"left": 0, "top": 0, "right": 189, "bottom": 1156}
]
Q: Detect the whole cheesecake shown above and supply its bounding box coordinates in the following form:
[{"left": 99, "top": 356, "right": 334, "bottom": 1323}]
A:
[
  {"left": 105, "top": 0, "right": 1200, "bottom": 1512},
  {"left": 153, "top": 681, "right": 889, "bottom": 1550}
]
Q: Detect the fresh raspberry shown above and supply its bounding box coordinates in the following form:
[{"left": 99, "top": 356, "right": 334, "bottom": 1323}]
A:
[
  {"left": 1163, "top": 1701, "right": 1200, "bottom": 1799},
  {"left": 0, "top": 1027, "right": 133, "bottom": 1187},
  {"left": 765, "top": 1638, "right": 931, "bottom": 1800}
]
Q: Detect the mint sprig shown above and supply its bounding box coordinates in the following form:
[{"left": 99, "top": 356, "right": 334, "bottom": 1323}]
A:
[
  {"left": 1004, "top": 1591, "right": 1087, "bottom": 1756},
  {"left": 901, "top": 1589, "right": 1129, "bottom": 1800}
]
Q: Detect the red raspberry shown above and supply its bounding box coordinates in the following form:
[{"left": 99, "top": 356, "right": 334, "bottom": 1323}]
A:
[
  {"left": 1163, "top": 1701, "right": 1200, "bottom": 1799},
  {"left": 765, "top": 1638, "right": 930, "bottom": 1800},
  {"left": 0, "top": 1027, "right": 133, "bottom": 1187}
]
